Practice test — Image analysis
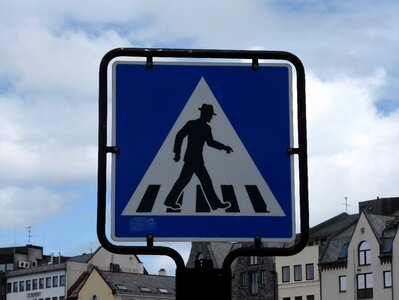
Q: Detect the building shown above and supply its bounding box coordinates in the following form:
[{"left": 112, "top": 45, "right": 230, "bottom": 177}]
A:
[
  {"left": 0, "top": 245, "right": 48, "bottom": 300},
  {"left": 319, "top": 210, "right": 398, "bottom": 299},
  {"left": 186, "top": 197, "right": 399, "bottom": 299},
  {"left": 6, "top": 263, "right": 66, "bottom": 300},
  {"left": 275, "top": 245, "right": 319, "bottom": 300},
  {"left": 187, "top": 241, "right": 277, "bottom": 300},
  {"left": 72, "top": 267, "right": 175, "bottom": 299},
  {"left": 275, "top": 212, "right": 359, "bottom": 300},
  {"left": 3, "top": 246, "right": 144, "bottom": 300}
]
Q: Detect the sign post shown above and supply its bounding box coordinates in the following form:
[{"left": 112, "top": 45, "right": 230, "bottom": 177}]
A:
[{"left": 98, "top": 48, "right": 308, "bottom": 299}]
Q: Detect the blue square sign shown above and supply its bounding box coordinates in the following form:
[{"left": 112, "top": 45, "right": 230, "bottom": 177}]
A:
[{"left": 111, "top": 62, "right": 294, "bottom": 242}]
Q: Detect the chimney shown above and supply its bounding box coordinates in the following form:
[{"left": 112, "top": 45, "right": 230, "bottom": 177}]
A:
[{"left": 158, "top": 268, "right": 167, "bottom": 276}]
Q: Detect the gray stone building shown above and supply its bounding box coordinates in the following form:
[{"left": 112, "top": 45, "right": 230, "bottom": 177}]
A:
[{"left": 187, "top": 241, "right": 277, "bottom": 300}]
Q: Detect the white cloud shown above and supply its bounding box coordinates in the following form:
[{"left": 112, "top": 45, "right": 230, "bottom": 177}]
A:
[
  {"left": 0, "top": 186, "right": 68, "bottom": 228},
  {"left": 0, "top": 0, "right": 398, "bottom": 268},
  {"left": 307, "top": 71, "right": 399, "bottom": 225}
]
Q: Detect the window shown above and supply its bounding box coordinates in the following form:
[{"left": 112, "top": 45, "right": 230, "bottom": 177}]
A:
[
  {"left": 250, "top": 272, "right": 258, "bottom": 295},
  {"left": 357, "top": 273, "right": 373, "bottom": 299},
  {"left": 260, "top": 270, "right": 267, "bottom": 285},
  {"left": 306, "top": 296, "right": 314, "bottom": 300},
  {"left": 306, "top": 264, "right": 314, "bottom": 280},
  {"left": 52, "top": 297, "right": 57, "bottom": 300},
  {"left": 26, "top": 280, "right": 31, "bottom": 291},
  {"left": 60, "top": 275, "right": 66, "bottom": 286},
  {"left": 45, "top": 298, "right": 50, "bottom": 300},
  {"left": 158, "top": 288, "right": 169, "bottom": 294},
  {"left": 39, "top": 278, "right": 44, "bottom": 289},
  {"left": 295, "top": 297, "right": 302, "bottom": 300},
  {"left": 139, "top": 286, "right": 151, "bottom": 292},
  {"left": 6, "top": 263, "right": 14, "bottom": 271},
  {"left": 53, "top": 276, "right": 58, "bottom": 287},
  {"left": 33, "top": 279, "right": 38, "bottom": 290},
  {"left": 240, "top": 272, "right": 247, "bottom": 286},
  {"left": 359, "top": 241, "right": 371, "bottom": 265},
  {"left": 116, "top": 284, "right": 127, "bottom": 290},
  {"left": 339, "top": 275, "right": 347, "bottom": 292},
  {"left": 282, "top": 266, "right": 290, "bottom": 282},
  {"left": 0, "top": 264, "right": 5, "bottom": 272},
  {"left": 92, "top": 296, "right": 98, "bottom": 300},
  {"left": 294, "top": 265, "right": 302, "bottom": 281},
  {"left": 384, "top": 271, "right": 392, "bottom": 288},
  {"left": 13, "top": 282, "right": 18, "bottom": 293},
  {"left": 46, "top": 277, "right": 51, "bottom": 288},
  {"left": 338, "top": 243, "right": 349, "bottom": 259},
  {"left": 250, "top": 256, "right": 258, "bottom": 265},
  {"left": 283, "top": 298, "right": 290, "bottom": 300},
  {"left": 7, "top": 282, "right": 11, "bottom": 293},
  {"left": 20, "top": 281, "right": 25, "bottom": 292},
  {"left": 383, "top": 238, "right": 393, "bottom": 253}
]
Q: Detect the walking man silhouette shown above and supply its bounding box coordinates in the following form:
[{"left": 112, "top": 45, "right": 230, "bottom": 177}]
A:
[{"left": 164, "top": 103, "right": 233, "bottom": 211}]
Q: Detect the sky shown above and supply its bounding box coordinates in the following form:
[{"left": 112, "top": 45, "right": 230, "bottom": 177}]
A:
[{"left": 0, "top": 0, "right": 398, "bottom": 276}]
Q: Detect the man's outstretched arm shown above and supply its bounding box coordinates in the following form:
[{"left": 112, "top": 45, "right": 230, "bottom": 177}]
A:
[{"left": 206, "top": 130, "right": 233, "bottom": 154}]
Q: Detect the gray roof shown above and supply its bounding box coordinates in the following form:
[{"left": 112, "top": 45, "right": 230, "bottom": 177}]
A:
[
  {"left": 366, "top": 213, "right": 396, "bottom": 241},
  {"left": 319, "top": 224, "right": 356, "bottom": 264},
  {"left": 208, "top": 242, "right": 234, "bottom": 269},
  {"left": 7, "top": 263, "right": 66, "bottom": 278},
  {"left": 100, "top": 270, "right": 175, "bottom": 298},
  {"left": 320, "top": 212, "right": 398, "bottom": 267},
  {"left": 68, "top": 253, "right": 94, "bottom": 263},
  {"left": 309, "top": 213, "right": 359, "bottom": 239}
]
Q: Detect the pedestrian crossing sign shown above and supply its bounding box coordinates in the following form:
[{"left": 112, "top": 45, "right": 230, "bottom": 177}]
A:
[{"left": 111, "top": 61, "right": 295, "bottom": 241}]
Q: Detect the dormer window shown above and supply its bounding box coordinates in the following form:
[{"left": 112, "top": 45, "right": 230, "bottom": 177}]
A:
[{"left": 358, "top": 241, "right": 371, "bottom": 266}]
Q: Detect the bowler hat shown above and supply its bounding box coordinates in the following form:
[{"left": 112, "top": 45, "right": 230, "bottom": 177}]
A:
[{"left": 198, "top": 103, "right": 216, "bottom": 115}]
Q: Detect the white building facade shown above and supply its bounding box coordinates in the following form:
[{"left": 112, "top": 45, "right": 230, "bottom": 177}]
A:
[
  {"left": 6, "top": 264, "right": 66, "bottom": 300},
  {"left": 320, "top": 211, "right": 398, "bottom": 300},
  {"left": 276, "top": 245, "right": 320, "bottom": 300}
]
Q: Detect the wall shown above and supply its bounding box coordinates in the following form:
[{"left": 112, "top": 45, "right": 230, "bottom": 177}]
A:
[
  {"left": 347, "top": 214, "right": 392, "bottom": 300},
  {"left": 6, "top": 269, "right": 66, "bottom": 300},
  {"left": 276, "top": 245, "right": 320, "bottom": 300},
  {"left": 89, "top": 248, "right": 144, "bottom": 274},
  {"left": 78, "top": 269, "right": 114, "bottom": 300}
]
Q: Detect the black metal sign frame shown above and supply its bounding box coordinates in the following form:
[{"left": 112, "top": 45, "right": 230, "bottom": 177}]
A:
[{"left": 98, "top": 48, "right": 308, "bottom": 298}]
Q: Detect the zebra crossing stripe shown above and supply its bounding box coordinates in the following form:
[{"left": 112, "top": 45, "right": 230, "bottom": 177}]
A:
[
  {"left": 245, "top": 185, "right": 270, "bottom": 213},
  {"left": 136, "top": 184, "right": 160, "bottom": 212},
  {"left": 196, "top": 185, "right": 211, "bottom": 212},
  {"left": 136, "top": 184, "right": 270, "bottom": 213}
]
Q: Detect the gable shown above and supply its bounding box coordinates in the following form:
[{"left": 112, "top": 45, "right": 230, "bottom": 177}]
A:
[{"left": 78, "top": 268, "right": 113, "bottom": 299}]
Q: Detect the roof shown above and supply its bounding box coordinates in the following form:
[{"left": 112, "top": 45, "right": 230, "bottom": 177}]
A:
[
  {"left": 319, "top": 211, "right": 398, "bottom": 269},
  {"left": 99, "top": 270, "right": 175, "bottom": 298},
  {"left": 0, "top": 245, "right": 43, "bottom": 256},
  {"left": 68, "top": 253, "right": 94, "bottom": 263},
  {"left": 309, "top": 213, "right": 359, "bottom": 239},
  {"left": 319, "top": 223, "right": 356, "bottom": 267},
  {"left": 7, "top": 263, "right": 66, "bottom": 278},
  {"left": 208, "top": 242, "right": 234, "bottom": 269},
  {"left": 365, "top": 213, "right": 396, "bottom": 241},
  {"left": 67, "top": 271, "right": 90, "bottom": 299}
]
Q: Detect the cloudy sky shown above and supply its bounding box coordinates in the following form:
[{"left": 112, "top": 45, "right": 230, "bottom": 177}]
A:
[{"left": 0, "top": 0, "right": 398, "bottom": 275}]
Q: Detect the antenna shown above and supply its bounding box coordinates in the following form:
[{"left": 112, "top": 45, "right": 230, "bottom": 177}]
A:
[
  {"left": 341, "top": 196, "right": 351, "bottom": 213},
  {"left": 26, "top": 226, "right": 37, "bottom": 244}
]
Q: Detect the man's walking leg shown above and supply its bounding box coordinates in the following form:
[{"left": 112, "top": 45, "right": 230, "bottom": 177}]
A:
[
  {"left": 164, "top": 163, "right": 194, "bottom": 210},
  {"left": 195, "top": 164, "right": 231, "bottom": 210}
]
